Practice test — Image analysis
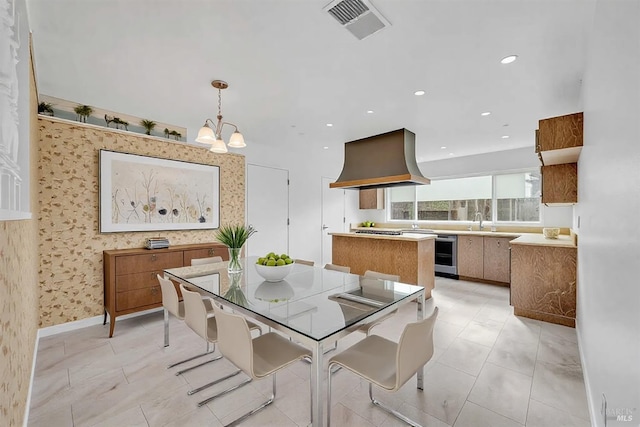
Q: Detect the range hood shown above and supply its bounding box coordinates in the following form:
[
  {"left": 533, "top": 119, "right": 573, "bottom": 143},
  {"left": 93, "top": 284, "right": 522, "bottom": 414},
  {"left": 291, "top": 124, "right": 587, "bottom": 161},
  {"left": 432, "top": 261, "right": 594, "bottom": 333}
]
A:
[{"left": 330, "top": 128, "right": 430, "bottom": 189}]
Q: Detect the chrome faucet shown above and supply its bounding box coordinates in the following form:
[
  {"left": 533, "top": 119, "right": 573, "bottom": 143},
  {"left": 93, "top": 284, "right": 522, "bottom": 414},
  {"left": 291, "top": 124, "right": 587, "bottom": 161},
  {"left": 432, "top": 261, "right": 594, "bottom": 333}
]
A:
[
  {"left": 412, "top": 223, "right": 419, "bottom": 230},
  {"left": 474, "top": 212, "right": 484, "bottom": 230}
]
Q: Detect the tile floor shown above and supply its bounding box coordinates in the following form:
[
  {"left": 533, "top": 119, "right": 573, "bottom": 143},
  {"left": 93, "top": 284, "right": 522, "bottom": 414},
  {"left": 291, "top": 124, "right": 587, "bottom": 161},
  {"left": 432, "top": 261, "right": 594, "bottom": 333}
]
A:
[{"left": 28, "top": 278, "right": 592, "bottom": 427}]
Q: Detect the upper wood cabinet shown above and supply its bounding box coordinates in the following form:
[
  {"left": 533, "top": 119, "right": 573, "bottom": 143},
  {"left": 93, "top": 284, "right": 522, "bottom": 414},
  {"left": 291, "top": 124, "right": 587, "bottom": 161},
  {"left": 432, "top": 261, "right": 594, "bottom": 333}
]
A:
[
  {"left": 541, "top": 163, "right": 578, "bottom": 205},
  {"left": 359, "top": 188, "right": 385, "bottom": 209},
  {"left": 536, "top": 112, "right": 583, "bottom": 205},
  {"left": 536, "top": 112, "right": 583, "bottom": 165}
]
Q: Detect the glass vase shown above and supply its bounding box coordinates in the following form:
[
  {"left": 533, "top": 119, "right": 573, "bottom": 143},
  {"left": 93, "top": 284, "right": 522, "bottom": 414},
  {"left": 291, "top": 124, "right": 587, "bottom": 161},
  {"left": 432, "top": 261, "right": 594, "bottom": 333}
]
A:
[{"left": 227, "top": 247, "right": 243, "bottom": 273}]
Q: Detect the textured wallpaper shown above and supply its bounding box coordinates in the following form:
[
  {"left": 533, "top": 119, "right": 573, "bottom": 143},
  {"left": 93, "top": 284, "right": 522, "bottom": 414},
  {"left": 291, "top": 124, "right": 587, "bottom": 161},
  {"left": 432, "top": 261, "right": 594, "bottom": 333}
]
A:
[{"left": 37, "top": 117, "right": 245, "bottom": 327}]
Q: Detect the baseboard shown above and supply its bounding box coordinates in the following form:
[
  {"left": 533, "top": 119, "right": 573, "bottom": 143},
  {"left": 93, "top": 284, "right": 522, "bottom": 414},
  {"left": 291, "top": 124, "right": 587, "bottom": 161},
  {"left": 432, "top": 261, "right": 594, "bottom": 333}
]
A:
[
  {"left": 38, "top": 307, "right": 163, "bottom": 338},
  {"left": 22, "top": 328, "right": 40, "bottom": 427},
  {"left": 575, "top": 318, "right": 597, "bottom": 426}
]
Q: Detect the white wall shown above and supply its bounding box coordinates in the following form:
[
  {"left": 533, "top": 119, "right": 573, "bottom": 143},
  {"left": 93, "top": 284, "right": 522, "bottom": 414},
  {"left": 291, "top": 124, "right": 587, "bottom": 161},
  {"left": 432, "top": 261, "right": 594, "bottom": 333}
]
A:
[{"left": 577, "top": 0, "right": 640, "bottom": 425}]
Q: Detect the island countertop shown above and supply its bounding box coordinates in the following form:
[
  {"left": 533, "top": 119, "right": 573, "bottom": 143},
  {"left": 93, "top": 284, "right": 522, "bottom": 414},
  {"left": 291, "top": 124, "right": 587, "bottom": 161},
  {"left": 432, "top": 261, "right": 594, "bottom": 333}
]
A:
[
  {"left": 510, "top": 234, "right": 577, "bottom": 248},
  {"left": 329, "top": 232, "right": 436, "bottom": 242}
]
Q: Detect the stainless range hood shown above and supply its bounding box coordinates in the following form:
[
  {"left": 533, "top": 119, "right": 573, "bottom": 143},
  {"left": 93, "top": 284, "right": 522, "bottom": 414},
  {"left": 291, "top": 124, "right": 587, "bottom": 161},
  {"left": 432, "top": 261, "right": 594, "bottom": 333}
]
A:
[{"left": 330, "top": 128, "right": 430, "bottom": 189}]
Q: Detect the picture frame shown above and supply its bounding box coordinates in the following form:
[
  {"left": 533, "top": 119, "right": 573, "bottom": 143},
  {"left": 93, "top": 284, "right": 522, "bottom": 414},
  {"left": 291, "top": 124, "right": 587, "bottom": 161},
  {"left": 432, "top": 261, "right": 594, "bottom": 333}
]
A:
[{"left": 99, "top": 150, "right": 220, "bottom": 233}]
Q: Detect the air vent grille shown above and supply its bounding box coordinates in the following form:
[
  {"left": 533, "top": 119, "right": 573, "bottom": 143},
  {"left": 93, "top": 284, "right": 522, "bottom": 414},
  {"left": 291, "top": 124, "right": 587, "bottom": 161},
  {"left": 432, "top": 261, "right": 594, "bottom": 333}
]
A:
[{"left": 327, "top": 0, "right": 369, "bottom": 25}]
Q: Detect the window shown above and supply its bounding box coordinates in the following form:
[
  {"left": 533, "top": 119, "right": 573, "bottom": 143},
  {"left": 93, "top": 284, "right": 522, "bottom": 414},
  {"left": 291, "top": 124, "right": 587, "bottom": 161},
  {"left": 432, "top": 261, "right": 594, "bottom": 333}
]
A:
[{"left": 388, "top": 170, "right": 541, "bottom": 223}]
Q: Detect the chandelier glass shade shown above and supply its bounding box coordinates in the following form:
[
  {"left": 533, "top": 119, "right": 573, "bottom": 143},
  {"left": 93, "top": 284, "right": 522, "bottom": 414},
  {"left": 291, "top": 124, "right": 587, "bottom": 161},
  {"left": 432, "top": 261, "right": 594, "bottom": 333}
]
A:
[{"left": 195, "top": 80, "right": 245, "bottom": 153}]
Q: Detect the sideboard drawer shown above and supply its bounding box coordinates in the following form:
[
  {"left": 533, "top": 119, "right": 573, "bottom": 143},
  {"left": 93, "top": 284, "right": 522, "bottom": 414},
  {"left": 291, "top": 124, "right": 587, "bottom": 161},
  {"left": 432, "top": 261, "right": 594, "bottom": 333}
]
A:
[
  {"left": 116, "top": 286, "right": 162, "bottom": 311},
  {"left": 115, "top": 252, "right": 183, "bottom": 275},
  {"left": 116, "top": 271, "right": 164, "bottom": 293},
  {"left": 183, "top": 246, "right": 228, "bottom": 265}
]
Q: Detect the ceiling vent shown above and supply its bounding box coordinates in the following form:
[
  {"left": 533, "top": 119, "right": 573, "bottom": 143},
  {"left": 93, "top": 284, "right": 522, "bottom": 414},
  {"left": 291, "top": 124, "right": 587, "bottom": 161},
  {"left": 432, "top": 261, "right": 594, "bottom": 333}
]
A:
[{"left": 324, "top": 0, "right": 391, "bottom": 40}]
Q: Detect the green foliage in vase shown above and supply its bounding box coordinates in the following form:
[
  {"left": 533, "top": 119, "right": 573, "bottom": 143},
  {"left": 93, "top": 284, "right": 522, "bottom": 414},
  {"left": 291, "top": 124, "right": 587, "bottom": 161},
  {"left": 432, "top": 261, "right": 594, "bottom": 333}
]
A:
[
  {"left": 215, "top": 224, "right": 257, "bottom": 249},
  {"left": 224, "top": 283, "right": 248, "bottom": 307}
]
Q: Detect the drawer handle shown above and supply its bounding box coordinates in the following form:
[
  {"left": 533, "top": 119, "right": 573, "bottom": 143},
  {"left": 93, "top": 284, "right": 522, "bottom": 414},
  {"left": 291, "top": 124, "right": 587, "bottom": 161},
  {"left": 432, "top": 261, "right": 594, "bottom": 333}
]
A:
[
  {"left": 151, "top": 272, "right": 158, "bottom": 279},
  {"left": 151, "top": 254, "right": 157, "bottom": 261},
  {"left": 497, "top": 241, "right": 501, "bottom": 247},
  {"left": 208, "top": 248, "right": 215, "bottom": 256}
]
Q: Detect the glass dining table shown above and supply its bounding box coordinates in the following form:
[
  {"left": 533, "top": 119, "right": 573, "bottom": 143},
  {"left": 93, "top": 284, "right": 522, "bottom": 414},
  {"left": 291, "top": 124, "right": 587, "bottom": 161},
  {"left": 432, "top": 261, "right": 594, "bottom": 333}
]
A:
[{"left": 164, "top": 256, "right": 426, "bottom": 427}]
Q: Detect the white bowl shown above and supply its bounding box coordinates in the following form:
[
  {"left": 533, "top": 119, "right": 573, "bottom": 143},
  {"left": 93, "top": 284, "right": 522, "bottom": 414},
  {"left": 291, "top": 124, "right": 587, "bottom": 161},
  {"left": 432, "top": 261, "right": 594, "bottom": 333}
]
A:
[
  {"left": 255, "top": 262, "right": 295, "bottom": 282},
  {"left": 254, "top": 281, "right": 294, "bottom": 302},
  {"left": 543, "top": 227, "right": 560, "bottom": 239}
]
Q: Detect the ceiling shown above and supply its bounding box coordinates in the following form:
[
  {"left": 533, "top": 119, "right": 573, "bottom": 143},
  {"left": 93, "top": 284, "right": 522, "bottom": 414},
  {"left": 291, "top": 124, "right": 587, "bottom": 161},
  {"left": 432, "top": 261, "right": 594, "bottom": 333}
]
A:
[{"left": 28, "top": 0, "right": 596, "bottom": 163}]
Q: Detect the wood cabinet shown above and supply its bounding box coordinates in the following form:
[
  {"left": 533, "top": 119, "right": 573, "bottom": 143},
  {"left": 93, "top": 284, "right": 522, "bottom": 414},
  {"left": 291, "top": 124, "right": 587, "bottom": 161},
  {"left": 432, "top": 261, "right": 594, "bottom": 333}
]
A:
[
  {"left": 457, "top": 235, "right": 484, "bottom": 279},
  {"left": 537, "top": 112, "right": 583, "bottom": 159},
  {"left": 359, "top": 188, "right": 384, "bottom": 209},
  {"left": 458, "top": 235, "right": 513, "bottom": 284},
  {"left": 536, "top": 112, "right": 583, "bottom": 205},
  {"left": 541, "top": 163, "right": 578, "bottom": 204},
  {"left": 104, "top": 242, "right": 228, "bottom": 337},
  {"left": 510, "top": 242, "right": 577, "bottom": 327},
  {"left": 483, "top": 237, "right": 511, "bottom": 283}
]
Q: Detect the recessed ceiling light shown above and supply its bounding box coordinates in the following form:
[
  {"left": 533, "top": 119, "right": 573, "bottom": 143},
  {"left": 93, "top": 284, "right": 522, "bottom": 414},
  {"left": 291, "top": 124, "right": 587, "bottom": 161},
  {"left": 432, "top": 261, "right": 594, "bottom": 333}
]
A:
[
  {"left": 481, "top": 112, "right": 491, "bottom": 116},
  {"left": 501, "top": 135, "right": 510, "bottom": 139},
  {"left": 323, "top": 146, "right": 329, "bottom": 150},
  {"left": 500, "top": 55, "right": 518, "bottom": 64},
  {"left": 326, "top": 123, "right": 333, "bottom": 127},
  {"left": 440, "top": 146, "right": 447, "bottom": 149},
  {"left": 366, "top": 110, "right": 374, "bottom": 114},
  {"left": 414, "top": 90, "right": 425, "bottom": 96},
  {"left": 449, "top": 153, "right": 454, "bottom": 156}
]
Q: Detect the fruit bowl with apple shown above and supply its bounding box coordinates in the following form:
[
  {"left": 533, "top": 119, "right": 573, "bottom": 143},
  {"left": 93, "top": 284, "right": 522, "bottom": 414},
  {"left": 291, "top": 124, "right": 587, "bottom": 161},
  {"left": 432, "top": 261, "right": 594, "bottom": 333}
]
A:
[{"left": 255, "top": 252, "right": 295, "bottom": 282}]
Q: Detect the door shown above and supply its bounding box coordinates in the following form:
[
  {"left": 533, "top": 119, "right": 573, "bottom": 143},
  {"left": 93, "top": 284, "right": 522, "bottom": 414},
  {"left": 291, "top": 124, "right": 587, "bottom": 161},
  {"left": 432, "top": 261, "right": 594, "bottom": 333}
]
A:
[
  {"left": 321, "top": 176, "right": 345, "bottom": 265},
  {"left": 247, "top": 164, "right": 289, "bottom": 257}
]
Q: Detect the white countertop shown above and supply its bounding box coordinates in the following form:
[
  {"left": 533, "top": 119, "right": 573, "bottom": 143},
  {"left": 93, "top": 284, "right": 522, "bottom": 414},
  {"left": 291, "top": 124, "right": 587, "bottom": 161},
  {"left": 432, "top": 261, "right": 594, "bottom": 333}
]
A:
[
  {"left": 329, "top": 232, "right": 436, "bottom": 241},
  {"left": 509, "top": 234, "right": 577, "bottom": 248}
]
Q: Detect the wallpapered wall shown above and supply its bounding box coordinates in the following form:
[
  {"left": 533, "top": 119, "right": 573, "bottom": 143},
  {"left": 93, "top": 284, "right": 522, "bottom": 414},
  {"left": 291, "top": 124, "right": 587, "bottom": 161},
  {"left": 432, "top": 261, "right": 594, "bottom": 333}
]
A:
[
  {"left": 0, "top": 41, "right": 39, "bottom": 426},
  {"left": 37, "top": 117, "right": 245, "bottom": 327}
]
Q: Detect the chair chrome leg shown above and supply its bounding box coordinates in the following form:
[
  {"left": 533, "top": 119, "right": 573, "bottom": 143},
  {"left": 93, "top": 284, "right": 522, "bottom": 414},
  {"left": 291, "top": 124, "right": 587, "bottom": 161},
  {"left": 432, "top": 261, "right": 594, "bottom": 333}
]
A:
[
  {"left": 187, "top": 369, "right": 242, "bottom": 395},
  {"left": 197, "top": 377, "right": 252, "bottom": 407},
  {"left": 304, "top": 341, "right": 337, "bottom": 364},
  {"left": 163, "top": 308, "right": 170, "bottom": 347},
  {"left": 223, "top": 374, "right": 276, "bottom": 427},
  {"left": 175, "top": 355, "right": 222, "bottom": 376},
  {"left": 328, "top": 362, "right": 334, "bottom": 426},
  {"left": 368, "top": 383, "right": 422, "bottom": 427},
  {"left": 167, "top": 343, "right": 215, "bottom": 369}
]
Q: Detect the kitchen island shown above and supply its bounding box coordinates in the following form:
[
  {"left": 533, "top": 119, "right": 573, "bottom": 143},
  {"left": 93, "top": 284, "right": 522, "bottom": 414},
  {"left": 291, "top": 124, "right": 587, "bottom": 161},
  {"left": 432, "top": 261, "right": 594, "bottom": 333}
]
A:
[{"left": 330, "top": 232, "right": 435, "bottom": 298}]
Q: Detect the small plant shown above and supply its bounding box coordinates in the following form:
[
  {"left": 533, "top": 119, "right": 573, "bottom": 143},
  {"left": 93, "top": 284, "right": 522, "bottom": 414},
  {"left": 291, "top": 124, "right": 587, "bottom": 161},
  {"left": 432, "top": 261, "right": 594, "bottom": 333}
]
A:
[
  {"left": 140, "top": 119, "right": 157, "bottom": 135},
  {"left": 74, "top": 105, "right": 93, "bottom": 123},
  {"left": 38, "top": 101, "right": 54, "bottom": 116},
  {"left": 214, "top": 224, "right": 257, "bottom": 249}
]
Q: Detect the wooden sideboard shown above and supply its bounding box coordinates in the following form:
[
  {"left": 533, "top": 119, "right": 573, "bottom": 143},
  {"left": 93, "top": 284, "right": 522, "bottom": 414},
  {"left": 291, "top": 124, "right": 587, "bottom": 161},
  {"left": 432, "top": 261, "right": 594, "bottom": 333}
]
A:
[{"left": 103, "top": 242, "right": 228, "bottom": 337}]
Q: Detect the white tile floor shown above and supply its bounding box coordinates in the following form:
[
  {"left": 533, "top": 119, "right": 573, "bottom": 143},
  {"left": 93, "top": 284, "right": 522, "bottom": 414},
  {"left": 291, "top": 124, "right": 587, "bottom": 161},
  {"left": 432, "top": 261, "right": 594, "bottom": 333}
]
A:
[{"left": 28, "top": 278, "right": 591, "bottom": 427}]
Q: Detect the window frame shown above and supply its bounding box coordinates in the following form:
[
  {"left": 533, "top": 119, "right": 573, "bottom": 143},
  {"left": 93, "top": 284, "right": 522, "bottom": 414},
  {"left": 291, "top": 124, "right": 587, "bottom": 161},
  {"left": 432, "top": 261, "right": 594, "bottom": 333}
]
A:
[{"left": 385, "top": 168, "right": 543, "bottom": 226}]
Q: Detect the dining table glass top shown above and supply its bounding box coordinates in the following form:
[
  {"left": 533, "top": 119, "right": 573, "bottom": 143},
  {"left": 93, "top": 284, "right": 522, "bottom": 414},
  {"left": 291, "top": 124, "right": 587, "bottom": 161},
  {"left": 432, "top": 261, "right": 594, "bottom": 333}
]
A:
[{"left": 164, "top": 256, "right": 424, "bottom": 342}]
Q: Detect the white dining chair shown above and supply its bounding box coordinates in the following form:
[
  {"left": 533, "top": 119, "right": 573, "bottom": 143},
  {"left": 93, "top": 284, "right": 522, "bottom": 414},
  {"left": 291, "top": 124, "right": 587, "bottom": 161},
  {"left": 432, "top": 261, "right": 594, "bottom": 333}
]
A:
[
  {"left": 324, "top": 263, "right": 351, "bottom": 273},
  {"left": 356, "top": 270, "right": 401, "bottom": 335},
  {"left": 211, "top": 304, "right": 312, "bottom": 425},
  {"left": 158, "top": 275, "right": 216, "bottom": 370},
  {"left": 328, "top": 307, "right": 439, "bottom": 426},
  {"left": 180, "top": 284, "right": 262, "bottom": 402},
  {"left": 191, "top": 256, "right": 223, "bottom": 266}
]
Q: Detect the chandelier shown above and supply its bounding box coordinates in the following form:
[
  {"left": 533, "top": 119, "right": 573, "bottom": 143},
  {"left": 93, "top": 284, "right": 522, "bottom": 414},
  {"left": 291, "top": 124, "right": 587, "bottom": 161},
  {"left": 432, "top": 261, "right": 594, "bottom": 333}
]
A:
[{"left": 195, "top": 80, "right": 245, "bottom": 153}]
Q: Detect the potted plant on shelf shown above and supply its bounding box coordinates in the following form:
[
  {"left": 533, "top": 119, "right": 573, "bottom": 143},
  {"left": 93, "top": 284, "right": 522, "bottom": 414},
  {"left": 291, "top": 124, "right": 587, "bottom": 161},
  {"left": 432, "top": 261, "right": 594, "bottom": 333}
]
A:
[
  {"left": 140, "top": 119, "right": 157, "bottom": 135},
  {"left": 38, "top": 101, "right": 54, "bottom": 116},
  {"left": 214, "top": 224, "right": 257, "bottom": 273},
  {"left": 74, "top": 104, "right": 93, "bottom": 123}
]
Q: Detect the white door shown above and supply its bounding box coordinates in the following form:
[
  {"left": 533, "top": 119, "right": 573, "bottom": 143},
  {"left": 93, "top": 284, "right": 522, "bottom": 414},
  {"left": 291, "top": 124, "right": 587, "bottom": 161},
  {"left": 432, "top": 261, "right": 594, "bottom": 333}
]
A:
[
  {"left": 247, "top": 164, "right": 289, "bottom": 257},
  {"left": 321, "top": 176, "right": 345, "bottom": 265}
]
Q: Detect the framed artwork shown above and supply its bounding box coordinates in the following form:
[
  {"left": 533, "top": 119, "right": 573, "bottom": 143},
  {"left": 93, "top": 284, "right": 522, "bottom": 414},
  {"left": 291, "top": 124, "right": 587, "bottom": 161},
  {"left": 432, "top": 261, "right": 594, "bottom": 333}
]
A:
[{"left": 99, "top": 150, "right": 220, "bottom": 232}]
